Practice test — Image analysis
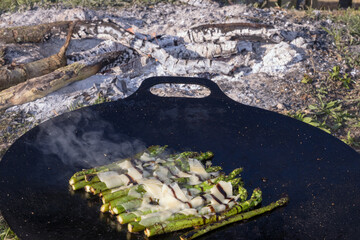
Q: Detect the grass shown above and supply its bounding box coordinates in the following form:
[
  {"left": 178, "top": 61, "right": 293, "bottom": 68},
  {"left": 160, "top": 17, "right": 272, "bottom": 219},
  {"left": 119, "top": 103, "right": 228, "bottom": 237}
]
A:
[
  {"left": 331, "top": 9, "right": 360, "bottom": 42},
  {"left": 93, "top": 93, "right": 109, "bottom": 105},
  {"left": 67, "top": 101, "right": 85, "bottom": 111},
  {"left": 0, "top": 216, "right": 18, "bottom": 240},
  {"left": 322, "top": 9, "right": 360, "bottom": 68},
  {"left": 289, "top": 71, "right": 360, "bottom": 147},
  {"left": 0, "top": 0, "right": 176, "bottom": 12},
  {"left": 67, "top": 92, "right": 110, "bottom": 111},
  {"left": 289, "top": 61, "right": 360, "bottom": 147},
  {"left": 289, "top": 90, "right": 354, "bottom": 134},
  {"left": 342, "top": 131, "right": 360, "bottom": 147},
  {"left": 287, "top": 8, "right": 360, "bottom": 148},
  {"left": 328, "top": 66, "right": 354, "bottom": 89}
]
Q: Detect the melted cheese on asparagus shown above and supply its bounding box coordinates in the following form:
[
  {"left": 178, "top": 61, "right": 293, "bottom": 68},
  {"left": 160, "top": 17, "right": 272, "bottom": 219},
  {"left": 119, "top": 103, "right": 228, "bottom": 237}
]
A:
[{"left": 95, "top": 152, "right": 238, "bottom": 220}]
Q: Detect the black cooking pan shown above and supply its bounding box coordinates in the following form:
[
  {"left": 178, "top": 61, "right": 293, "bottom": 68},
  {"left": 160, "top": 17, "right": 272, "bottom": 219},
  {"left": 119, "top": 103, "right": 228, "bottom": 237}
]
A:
[{"left": 0, "top": 76, "right": 359, "bottom": 240}]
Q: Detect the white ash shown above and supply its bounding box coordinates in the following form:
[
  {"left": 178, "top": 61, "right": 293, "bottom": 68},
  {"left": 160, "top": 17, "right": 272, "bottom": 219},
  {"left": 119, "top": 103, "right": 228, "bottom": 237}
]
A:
[
  {"left": 0, "top": 1, "right": 334, "bottom": 122},
  {"left": 150, "top": 83, "right": 211, "bottom": 98},
  {"left": 67, "top": 40, "right": 135, "bottom": 63},
  {"left": 179, "top": 0, "right": 218, "bottom": 7},
  {"left": 0, "top": 8, "right": 96, "bottom": 27},
  {"left": 251, "top": 42, "right": 303, "bottom": 75},
  {"left": 2, "top": 43, "right": 44, "bottom": 64}
]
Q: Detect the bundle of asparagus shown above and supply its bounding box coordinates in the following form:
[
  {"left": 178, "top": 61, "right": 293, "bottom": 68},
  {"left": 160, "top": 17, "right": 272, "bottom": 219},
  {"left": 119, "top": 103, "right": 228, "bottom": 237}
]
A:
[{"left": 69, "top": 146, "right": 288, "bottom": 239}]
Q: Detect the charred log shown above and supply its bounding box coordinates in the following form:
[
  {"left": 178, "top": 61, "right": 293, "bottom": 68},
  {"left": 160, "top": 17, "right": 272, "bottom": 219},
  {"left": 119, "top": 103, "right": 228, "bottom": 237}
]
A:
[
  {"left": 0, "top": 21, "right": 76, "bottom": 91},
  {"left": 0, "top": 47, "right": 5, "bottom": 66},
  {"left": 0, "top": 21, "right": 73, "bottom": 44},
  {"left": 191, "top": 22, "right": 273, "bottom": 33},
  {"left": 182, "top": 22, "right": 281, "bottom": 43},
  {"left": 0, "top": 50, "right": 130, "bottom": 110},
  {"left": 0, "top": 20, "right": 235, "bottom": 75}
]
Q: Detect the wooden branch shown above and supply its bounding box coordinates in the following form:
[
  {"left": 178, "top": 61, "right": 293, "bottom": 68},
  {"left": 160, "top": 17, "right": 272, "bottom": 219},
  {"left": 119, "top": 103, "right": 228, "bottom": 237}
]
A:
[
  {"left": 0, "top": 51, "right": 127, "bottom": 110},
  {"left": 191, "top": 22, "right": 273, "bottom": 33},
  {"left": 0, "top": 47, "right": 5, "bottom": 66},
  {"left": 0, "top": 21, "right": 72, "bottom": 44},
  {"left": 0, "top": 21, "right": 76, "bottom": 91},
  {"left": 0, "top": 20, "right": 238, "bottom": 77},
  {"left": 184, "top": 22, "right": 280, "bottom": 43},
  {"left": 0, "top": 20, "right": 141, "bottom": 44}
]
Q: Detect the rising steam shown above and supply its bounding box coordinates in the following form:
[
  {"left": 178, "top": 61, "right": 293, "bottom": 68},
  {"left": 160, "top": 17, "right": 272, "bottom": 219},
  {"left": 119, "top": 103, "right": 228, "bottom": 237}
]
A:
[{"left": 34, "top": 109, "right": 146, "bottom": 168}]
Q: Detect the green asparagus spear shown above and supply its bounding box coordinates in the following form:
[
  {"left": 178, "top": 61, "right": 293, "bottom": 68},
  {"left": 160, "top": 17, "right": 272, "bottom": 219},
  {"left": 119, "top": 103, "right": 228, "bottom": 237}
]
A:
[
  {"left": 228, "top": 178, "right": 243, "bottom": 188},
  {"left": 190, "top": 175, "right": 241, "bottom": 192},
  {"left": 109, "top": 195, "right": 141, "bottom": 209},
  {"left": 224, "top": 168, "right": 243, "bottom": 181},
  {"left": 171, "top": 151, "right": 214, "bottom": 172},
  {"left": 70, "top": 148, "right": 214, "bottom": 188},
  {"left": 143, "top": 188, "right": 262, "bottom": 237},
  {"left": 174, "top": 151, "right": 214, "bottom": 161},
  {"left": 220, "top": 188, "right": 262, "bottom": 217},
  {"left": 110, "top": 198, "right": 143, "bottom": 215},
  {"left": 69, "top": 145, "right": 168, "bottom": 185},
  {"left": 102, "top": 185, "right": 145, "bottom": 204},
  {"left": 128, "top": 211, "right": 195, "bottom": 233},
  {"left": 70, "top": 171, "right": 113, "bottom": 185},
  {"left": 108, "top": 177, "right": 242, "bottom": 220},
  {"left": 180, "top": 196, "right": 289, "bottom": 240},
  {"left": 87, "top": 182, "right": 108, "bottom": 194},
  {"left": 119, "top": 178, "right": 239, "bottom": 226},
  {"left": 195, "top": 151, "right": 214, "bottom": 161},
  {"left": 146, "top": 145, "right": 168, "bottom": 157},
  {"left": 205, "top": 166, "right": 222, "bottom": 173},
  {"left": 87, "top": 164, "right": 223, "bottom": 197},
  {"left": 118, "top": 212, "right": 140, "bottom": 224},
  {"left": 100, "top": 203, "right": 110, "bottom": 212},
  {"left": 126, "top": 179, "right": 244, "bottom": 232},
  {"left": 117, "top": 209, "right": 154, "bottom": 224},
  {"left": 69, "top": 160, "right": 129, "bottom": 184},
  {"left": 71, "top": 176, "right": 100, "bottom": 190},
  {"left": 102, "top": 188, "right": 131, "bottom": 203},
  {"left": 68, "top": 147, "right": 288, "bottom": 240},
  {"left": 238, "top": 186, "right": 248, "bottom": 202},
  {"left": 111, "top": 176, "right": 231, "bottom": 217},
  {"left": 128, "top": 221, "right": 146, "bottom": 232}
]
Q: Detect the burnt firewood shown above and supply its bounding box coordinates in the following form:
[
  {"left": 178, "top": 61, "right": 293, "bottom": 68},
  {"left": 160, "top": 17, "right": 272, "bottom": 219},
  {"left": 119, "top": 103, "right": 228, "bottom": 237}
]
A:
[
  {"left": 183, "top": 22, "right": 281, "bottom": 44},
  {"left": 0, "top": 21, "right": 76, "bottom": 91},
  {"left": 0, "top": 21, "right": 73, "bottom": 44},
  {"left": 0, "top": 46, "right": 5, "bottom": 66},
  {"left": 0, "top": 20, "right": 236, "bottom": 75},
  {"left": 0, "top": 50, "right": 130, "bottom": 110}
]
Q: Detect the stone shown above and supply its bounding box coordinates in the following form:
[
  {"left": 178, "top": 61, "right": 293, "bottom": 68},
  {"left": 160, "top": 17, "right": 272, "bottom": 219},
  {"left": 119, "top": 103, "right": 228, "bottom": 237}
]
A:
[{"left": 276, "top": 103, "right": 284, "bottom": 110}]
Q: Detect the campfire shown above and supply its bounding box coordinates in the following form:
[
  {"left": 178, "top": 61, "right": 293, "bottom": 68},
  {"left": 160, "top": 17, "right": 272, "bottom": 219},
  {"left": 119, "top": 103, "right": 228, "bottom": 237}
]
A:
[{"left": 0, "top": 1, "right": 327, "bottom": 121}]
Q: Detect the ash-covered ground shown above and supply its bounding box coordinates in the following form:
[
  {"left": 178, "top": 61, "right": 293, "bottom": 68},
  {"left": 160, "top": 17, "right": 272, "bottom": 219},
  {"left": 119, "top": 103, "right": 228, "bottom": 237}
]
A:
[{"left": 0, "top": 0, "right": 359, "bottom": 156}]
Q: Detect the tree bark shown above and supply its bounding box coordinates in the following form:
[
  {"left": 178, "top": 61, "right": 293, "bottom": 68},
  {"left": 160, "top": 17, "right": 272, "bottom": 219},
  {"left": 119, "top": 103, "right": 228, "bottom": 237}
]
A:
[
  {"left": 0, "top": 47, "right": 5, "bottom": 66},
  {"left": 0, "top": 51, "right": 127, "bottom": 110},
  {"left": 0, "top": 21, "right": 72, "bottom": 44},
  {"left": 0, "top": 21, "right": 76, "bottom": 91},
  {"left": 0, "top": 20, "right": 139, "bottom": 45}
]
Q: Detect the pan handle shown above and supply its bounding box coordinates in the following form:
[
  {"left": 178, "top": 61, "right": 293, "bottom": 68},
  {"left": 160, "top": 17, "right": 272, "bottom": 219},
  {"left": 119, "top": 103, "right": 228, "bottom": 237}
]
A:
[{"left": 130, "top": 76, "right": 229, "bottom": 100}]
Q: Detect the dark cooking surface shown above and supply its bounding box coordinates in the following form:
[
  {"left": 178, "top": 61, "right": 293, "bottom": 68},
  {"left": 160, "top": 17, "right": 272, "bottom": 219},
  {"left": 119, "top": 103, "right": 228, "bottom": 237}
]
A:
[{"left": 0, "top": 77, "right": 359, "bottom": 240}]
